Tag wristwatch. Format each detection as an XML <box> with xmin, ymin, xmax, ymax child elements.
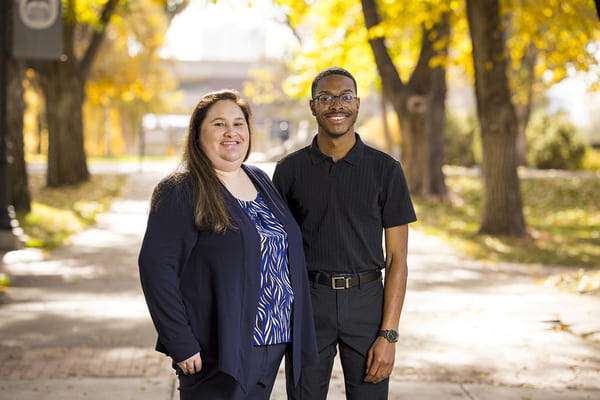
<box><xmin>378</xmin><ymin>329</ymin><xmax>399</xmax><ymax>343</ymax></box>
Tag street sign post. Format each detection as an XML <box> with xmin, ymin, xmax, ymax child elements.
<box><xmin>13</xmin><ymin>0</ymin><xmax>63</xmax><ymax>60</ymax></box>
<box><xmin>1</xmin><ymin>0</ymin><xmax>62</xmax><ymax>250</ymax></box>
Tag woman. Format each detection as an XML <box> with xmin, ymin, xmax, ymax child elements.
<box><xmin>138</xmin><ymin>90</ymin><xmax>318</xmax><ymax>399</ymax></box>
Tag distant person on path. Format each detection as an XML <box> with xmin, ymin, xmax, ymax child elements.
<box><xmin>273</xmin><ymin>67</ymin><xmax>417</xmax><ymax>399</ymax></box>
<box><xmin>138</xmin><ymin>89</ymin><xmax>318</xmax><ymax>400</ymax></box>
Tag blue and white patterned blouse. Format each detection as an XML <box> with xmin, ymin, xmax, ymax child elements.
<box><xmin>236</xmin><ymin>192</ymin><xmax>294</xmax><ymax>345</ymax></box>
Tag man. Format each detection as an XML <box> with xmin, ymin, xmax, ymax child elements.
<box><xmin>273</xmin><ymin>66</ymin><xmax>417</xmax><ymax>399</ymax></box>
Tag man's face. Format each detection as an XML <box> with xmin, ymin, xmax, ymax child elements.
<box><xmin>310</xmin><ymin>74</ymin><xmax>360</xmax><ymax>139</ymax></box>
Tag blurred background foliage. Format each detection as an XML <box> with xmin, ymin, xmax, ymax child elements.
<box><xmin>21</xmin><ymin>0</ymin><xmax>187</xmax><ymax>160</ymax></box>
<box><xmin>5</xmin><ymin>0</ymin><xmax>600</xmax><ymax>289</ymax></box>
<box><xmin>16</xmin><ymin>0</ymin><xmax>600</xmax><ymax>172</ymax></box>
<box><xmin>526</xmin><ymin>111</ymin><xmax>588</xmax><ymax>170</ymax></box>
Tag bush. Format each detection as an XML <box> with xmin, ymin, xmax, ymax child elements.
<box><xmin>581</xmin><ymin>147</ymin><xmax>600</xmax><ymax>171</ymax></box>
<box><xmin>527</xmin><ymin>111</ymin><xmax>587</xmax><ymax>170</ymax></box>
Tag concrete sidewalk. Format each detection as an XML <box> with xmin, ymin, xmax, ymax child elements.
<box><xmin>1</xmin><ymin>161</ymin><xmax>599</xmax><ymax>399</ymax></box>
<box><xmin>2</xmin><ymin>377</ymin><xmax>600</xmax><ymax>399</ymax></box>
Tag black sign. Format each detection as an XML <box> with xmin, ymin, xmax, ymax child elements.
<box><xmin>13</xmin><ymin>0</ymin><xmax>62</xmax><ymax>60</ymax></box>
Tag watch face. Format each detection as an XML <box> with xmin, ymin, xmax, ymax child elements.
<box><xmin>386</xmin><ymin>330</ymin><xmax>399</xmax><ymax>343</ymax></box>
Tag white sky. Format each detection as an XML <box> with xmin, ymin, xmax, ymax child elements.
<box><xmin>160</xmin><ymin>0</ymin><xmax>298</xmax><ymax>61</ymax></box>
<box><xmin>547</xmin><ymin>78</ymin><xmax>589</xmax><ymax>125</ymax></box>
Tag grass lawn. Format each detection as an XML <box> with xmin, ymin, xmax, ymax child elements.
<box><xmin>15</xmin><ymin>172</ymin><xmax>127</xmax><ymax>249</ymax></box>
<box><xmin>412</xmin><ymin>168</ymin><xmax>600</xmax><ymax>295</ymax></box>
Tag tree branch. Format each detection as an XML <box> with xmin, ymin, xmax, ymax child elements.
<box><xmin>80</xmin><ymin>0</ymin><xmax>120</xmax><ymax>79</ymax></box>
<box><xmin>360</xmin><ymin>0</ymin><xmax>405</xmax><ymax>103</ymax></box>
<box><xmin>409</xmin><ymin>14</ymin><xmax>450</xmax><ymax>92</ymax></box>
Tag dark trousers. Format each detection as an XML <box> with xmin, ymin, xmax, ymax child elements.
<box><xmin>286</xmin><ymin>277</ymin><xmax>389</xmax><ymax>399</ymax></box>
<box><xmin>177</xmin><ymin>343</ymin><xmax>286</xmax><ymax>400</ymax></box>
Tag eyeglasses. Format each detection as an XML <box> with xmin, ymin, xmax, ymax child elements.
<box><xmin>313</xmin><ymin>93</ymin><xmax>357</xmax><ymax>107</ymax></box>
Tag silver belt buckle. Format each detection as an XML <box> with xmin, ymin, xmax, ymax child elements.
<box><xmin>331</xmin><ymin>276</ymin><xmax>350</xmax><ymax>289</ymax></box>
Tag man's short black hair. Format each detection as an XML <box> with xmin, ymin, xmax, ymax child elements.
<box><xmin>311</xmin><ymin>67</ymin><xmax>357</xmax><ymax>99</ymax></box>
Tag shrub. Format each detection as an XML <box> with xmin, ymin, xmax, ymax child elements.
<box><xmin>527</xmin><ymin>111</ymin><xmax>587</xmax><ymax>170</ymax></box>
<box><xmin>581</xmin><ymin>147</ymin><xmax>600</xmax><ymax>171</ymax></box>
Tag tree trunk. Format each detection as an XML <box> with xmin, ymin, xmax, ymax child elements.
<box><xmin>39</xmin><ymin>59</ymin><xmax>89</xmax><ymax>186</ymax></box>
<box><xmin>385</xmin><ymin>23</ymin><xmax>449</xmax><ymax>199</ymax></box>
<box><xmin>361</xmin><ymin>0</ymin><xmax>448</xmax><ymax>200</ymax></box>
<box><xmin>406</xmin><ymin>16</ymin><xmax>449</xmax><ymax>200</ymax></box>
<box><xmin>36</xmin><ymin>0</ymin><xmax>119</xmax><ymax>186</ymax></box>
<box><xmin>513</xmin><ymin>43</ymin><xmax>537</xmax><ymax>166</ymax></box>
<box><xmin>466</xmin><ymin>0</ymin><xmax>526</xmax><ymax>236</ymax></box>
<box><xmin>7</xmin><ymin>59</ymin><xmax>31</xmax><ymax>213</ymax></box>
<box><xmin>36</xmin><ymin>114</ymin><xmax>44</xmax><ymax>154</ymax></box>
<box><xmin>427</xmin><ymin>52</ymin><xmax>448</xmax><ymax>200</ymax></box>
<box><xmin>397</xmin><ymin>101</ymin><xmax>426</xmax><ymax>195</ymax></box>
<box><xmin>380</xmin><ymin>93</ymin><xmax>394</xmax><ymax>157</ymax></box>
<box><xmin>2</xmin><ymin>0</ymin><xmax>30</xmax><ymax>215</ymax></box>
<box><xmin>120</xmin><ymin>108</ymin><xmax>143</xmax><ymax>155</ymax></box>
<box><xmin>514</xmin><ymin>108</ymin><xmax>529</xmax><ymax>166</ymax></box>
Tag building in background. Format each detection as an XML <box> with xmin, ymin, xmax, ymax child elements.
<box><xmin>141</xmin><ymin>2</ymin><xmax>313</xmax><ymax>160</ymax></box>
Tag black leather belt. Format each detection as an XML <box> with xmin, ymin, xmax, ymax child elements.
<box><xmin>308</xmin><ymin>270</ymin><xmax>382</xmax><ymax>289</ymax></box>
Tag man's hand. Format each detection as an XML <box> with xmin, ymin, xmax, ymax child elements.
<box><xmin>364</xmin><ymin>337</ymin><xmax>395</xmax><ymax>383</ymax></box>
<box><xmin>177</xmin><ymin>352</ymin><xmax>202</xmax><ymax>375</ymax></box>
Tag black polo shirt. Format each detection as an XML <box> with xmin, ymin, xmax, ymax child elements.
<box><xmin>273</xmin><ymin>134</ymin><xmax>417</xmax><ymax>274</ymax></box>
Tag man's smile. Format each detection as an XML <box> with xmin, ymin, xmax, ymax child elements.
<box><xmin>325</xmin><ymin>113</ymin><xmax>349</xmax><ymax>123</ymax></box>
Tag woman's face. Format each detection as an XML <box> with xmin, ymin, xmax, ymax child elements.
<box><xmin>198</xmin><ymin>99</ymin><xmax>250</xmax><ymax>172</ymax></box>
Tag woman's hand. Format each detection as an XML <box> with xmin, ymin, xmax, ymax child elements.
<box><xmin>177</xmin><ymin>352</ymin><xmax>202</xmax><ymax>375</ymax></box>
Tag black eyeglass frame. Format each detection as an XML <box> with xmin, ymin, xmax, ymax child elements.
<box><xmin>312</xmin><ymin>93</ymin><xmax>358</xmax><ymax>107</ymax></box>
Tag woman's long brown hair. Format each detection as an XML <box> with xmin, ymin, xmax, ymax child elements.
<box><xmin>159</xmin><ymin>90</ymin><xmax>252</xmax><ymax>233</ymax></box>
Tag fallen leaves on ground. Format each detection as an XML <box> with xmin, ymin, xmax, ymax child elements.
<box><xmin>543</xmin><ymin>269</ymin><xmax>600</xmax><ymax>297</ymax></box>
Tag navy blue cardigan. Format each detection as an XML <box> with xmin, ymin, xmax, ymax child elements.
<box><xmin>138</xmin><ymin>164</ymin><xmax>318</xmax><ymax>391</ymax></box>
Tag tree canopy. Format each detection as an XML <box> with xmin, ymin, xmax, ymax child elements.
<box><xmin>277</xmin><ymin>0</ymin><xmax>599</xmax><ymax>94</ymax></box>
<box><xmin>274</xmin><ymin>0</ymin><xmax>599</xmax><ymax>236</ymax></box>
